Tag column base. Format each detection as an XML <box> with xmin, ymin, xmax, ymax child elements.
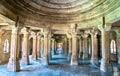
<box><xmin>82</xmin><ymin>54</ymin><xmax>88</xmax><ymax>60</ymax></box>
<box><xmin>70</xmin><ymin>56</ymin><xmax>78</xmax><ymax>65</ymax></box>
<box><xmin>20</xmin><ymin>58</ymin><xmax>30</xmax><ymax>65</ymax></box>
<box><xmin>100</xmin><ymin>60</ymin><xmax>109</xmax><ymax>72</ymax></box>
<box><xmin>7</xmin><ymin>59</ymin><xmax>20</xmax><ymax>72</ymax></box>
<box><xmin>70</xmin><ymin>61</ymin><xmax>78</xmax><ymax>65</ymax></box>
<box><xmin>91</xmin><ymin>58</ymin><xmax>98</xmax><ymax>65</ymax></box>
<box><xmin>67</xmin><ymin>53</ymin><xmax>71</xmax><ymax>61</ymax></box>
<box><xmin>32</xmin><ymin>54</ymin><xmax>37</xmax><ymax>60</ymax></box>
<box><xmin>42</xmin><ymin>57</ymin><xmax>48</xmax><ymax>66</ymax></box>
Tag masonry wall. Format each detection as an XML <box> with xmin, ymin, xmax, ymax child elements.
<box><xmin>0</xmin><ymin>31</ymin><xmax>11</xmax><ymax>65</ymax></box>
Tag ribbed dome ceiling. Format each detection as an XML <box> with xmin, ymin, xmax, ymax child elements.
<box><xmin>0</xmin><ymin>0</ymin><xmax>120</xmax><ymax>24</ymax></box>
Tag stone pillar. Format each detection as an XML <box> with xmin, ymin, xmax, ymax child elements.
<box><xmin>37</xmin><ymin>34</ymin><xmax>41</xmax><ymax>59</ymax></box>
<box><xmin>98</xmin><ymin>25</ymin><xmax>111</xmax><ymax>72</ymax></box>
<box><xmin>71</xmin><ymin>32</ymin><xmax>78</xmax><ymax>65</ymax></box>
<box><xmin>32</xmin><ymin>32</ymin><xmax>37</xmax><ymax>60</ymax></box>
<box><xmin>90</xmin><ymin>30</ymin><xmax>98</xmax><ymax>65</ymax></box>
<box><xmin>40</xmin><ymin>37</ymin><xmax>44</xmax><ymax>58</ymax></box>
<box><xmin>21</xmin><ymin>27</ymin><xmax>30</xmax><ymax>65</ymax></box>
<box><xmin>54</xmin><ymin>41</ymin><xmax>57</xmax><ymax>54</ymax></box>
<box><xmin>78</xmin><ymin>36</ymin><xmax>83</xmax><ymax>58</ymax></box>
<box><xmin>116</xmin><ymin>31</ymin><xmax>120</xmax><ymax>64</ymax></box>
<box><xmin>7</xmin><ymin>27</ymin><xmax>20</xmax><ymax>72</ymax></box>
<box><xmin>42</xmin><ymin>29</ymin><xmax>49</xmax><ymax>65</ymax></box>
<box><xmin>64</xmin><ymin>37</ymin><xmax>68</xmax><ymax>54</ymax></box>
<box><xmin>48</xmin><ymin>34</ymin><xmax>52</xmax><ymax>60</ymax></box>
<box><xmin>51</xmin><ymin>39</ymin><xmax>55</xmax><ymax>55</ymax></box>
<box><xmin>82</xmin><ymin>33</ymin><xmax>89</xmax><ymax>60</ymax></box>
<box><xmin>68</xmin><ymin>38</ymin><xmax>72</xmax><ymax>61</ymax></box>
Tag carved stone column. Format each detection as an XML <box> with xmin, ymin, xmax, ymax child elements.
<box><xmin>78</xmin><ymin>36</ymin><xmax>83</xmax><ymax>58</ymax></box>
<box><xmin>7</xmin><ymin>27</ymin><xmax>20</xmax><ymax>72</ymax></box>
<box><xmin>71</xmin><ymin>32</ymin><xmax>78</xmax><ymax>65</ymax></box>
<box><xmin>37</xmin><ymin>33</ymin><xmax>41</xmax><ymax>59</ymax></box>
<box><xmin>98</xmin><ymin>25</ymin><xmax>111</xmax><ymax>72</ymax></box>
<box><xmin>82</xmin><ymin>33</ymin><xmax>89</xmax><ymax>60</ymax></box>
<box><xmin>42</xmin><ymin>29</ymin><xmax>49</xmax><ymax>65</ymax></box>
<box><xmin>116</xmin><ymin>31</ymin><xmax>120</xmax><ymax>64</ymax></box>
<box><xmin>48</xmin><ymin>34</ymin><xmax>52</xmax><ymax>60</ymax></box>
<box><xmin>90</xmin><ymin>30</ymin><xmax>98</xmax><ymax>65</ymax></box>
<box><xmin>51</xmin><ymin>39</ymin><xmax>55</xmax><ymax>55</ymax></box>
<box><xmin>64</xmin><ymin>37</ymin><xmax>68</xmax><ymax>54</ymax></box>
<box><xmin>21</xmin><ymin>27</ymin><xmax>30</xmax><ymax>65</ymax></box>
<box><xmin>32</xmin><ymin>32</ymin><xmax>37</xmax><ymax>60</ymax></box>
<box><xmin>40</xmin><ymin>37</ymin><xmax>44</xmax><ymax>58</ymax></box>
<box><xmin>68</xmin><ymin>38</ymin><xmax>72</xmax><ymax>61</ymax></box>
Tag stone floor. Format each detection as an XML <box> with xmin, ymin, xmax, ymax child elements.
<box><xmin>0</xmin><ymin>54</ymin><xmax>118</xmax><ymax>76</ymax></box>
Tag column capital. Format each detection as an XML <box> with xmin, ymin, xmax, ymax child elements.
<box><xmin>82</xmin><ymin>33</ymin><xmax>88</xmax><ymax>38</ymax></box>
<box><xmin>66</xmin><ymin>33</ymin><xmax>72</xmax><ymax>39</ymax></box>
<box><xmin>98</xmin><ymin>23</ymin><xmax>112</xmax><ymax>32</ymax></box>
<box><xmin>37</xmin><ymin>31</ymin><xmax>42</xmax><ymax>39</ymax></box>
<box><xmin>89</xmin><ymin>29</ymin><xmax>98</xmax><ymax>37</ymax></box>
<box><xmin>21</xmin><ymin>27</ymin><xmax>29</xmax><ymax>34</ymax></box>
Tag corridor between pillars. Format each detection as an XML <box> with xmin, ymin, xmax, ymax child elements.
<box><xmin>7</xmin><ymin>27</ymin><xmax>20</xmax><ymax>72</ymax></box>
<box><xmin>71</xmin><ymin>32</ymin><xmax>78</xmax><ymax>65</ymax></box>
<box><xmin>20</xmin><ymin>27</ymin><xmax>30</xmax><ymax>65</ymax></box>
<box><xmin>98</xmin><ymin>25</ymin><xmax>111</xmax><ymax>72</ymax></box>
<box><xmin>90</xmin><ymin>30</ymin><xmax>98</xmax><ymax>65</ymax></box>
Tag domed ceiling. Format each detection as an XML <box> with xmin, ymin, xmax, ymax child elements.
<box><xmin>0</xmin><ymin>0</ymin><xmax>120</xmax><ymax>28</ymax></box>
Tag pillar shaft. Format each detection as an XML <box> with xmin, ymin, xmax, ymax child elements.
<box><xmin>71</xmin><ymin>34</ymin><xmax>78</xmax><ymax>65</ymax></box>
<box><xmin>51</xmin><ymin>39</ymin><xmax>55</xmax><ymax>55</ymax></box>
<box><xmin>79</xmin><ymin>36</ymin><xmax>83</xmax><ymax>58</ymax></box>
<box><xmin>7</xmin><ymin>27</ymin><xmax>20</xmax><ymax>72</ymax></box>
<box><xmin>40</xmin><ymin>38</ymin><xmax>44</xmax><ymax>58</ymax></box>
<box><xmin>48</xmin><ymin>36</ymin><xmax>52</xmax><ymax>60</ymax></box>
<box><xmin>21</xmin><ymin>28</ymin><xmax>29</xmax><ymax>65</ymax></box>
<box><xmin>37</xmin><ymin>36</ymin><xmax>41</xmax><ymax>59</ymax></box>
<box><xmin>32</xmin><ymin>35</ymin><xmax>37</xmax><ymax>60</ymax></box>
<box><xmin>42</xmin><ymin>35</ymin><xmax>48</xmax><ymax>65</ymax></box>
<box><xmin>68</xmin><ymin>38</ymin><xmax>72</xmax><ymax>61</ymax></box>
<box><xmin>100</xmin><ymin>30</ymin><xmax>110</xmax><ymax>72</ymax></box>
<box><xmin>91</xmin><ymin>34</ymin><xmax>98</xmax><ymax>65</ymax></box>
<box><xmin>83</xmin><ymin>34</ymin><xmax>88</xmax><ymax>60</ymax></box>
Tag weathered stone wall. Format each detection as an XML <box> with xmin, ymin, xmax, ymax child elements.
<box><xmin>0</xmin><ymin>31</ymin><xmax>11</xmax><ymax>65</ymax></box>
